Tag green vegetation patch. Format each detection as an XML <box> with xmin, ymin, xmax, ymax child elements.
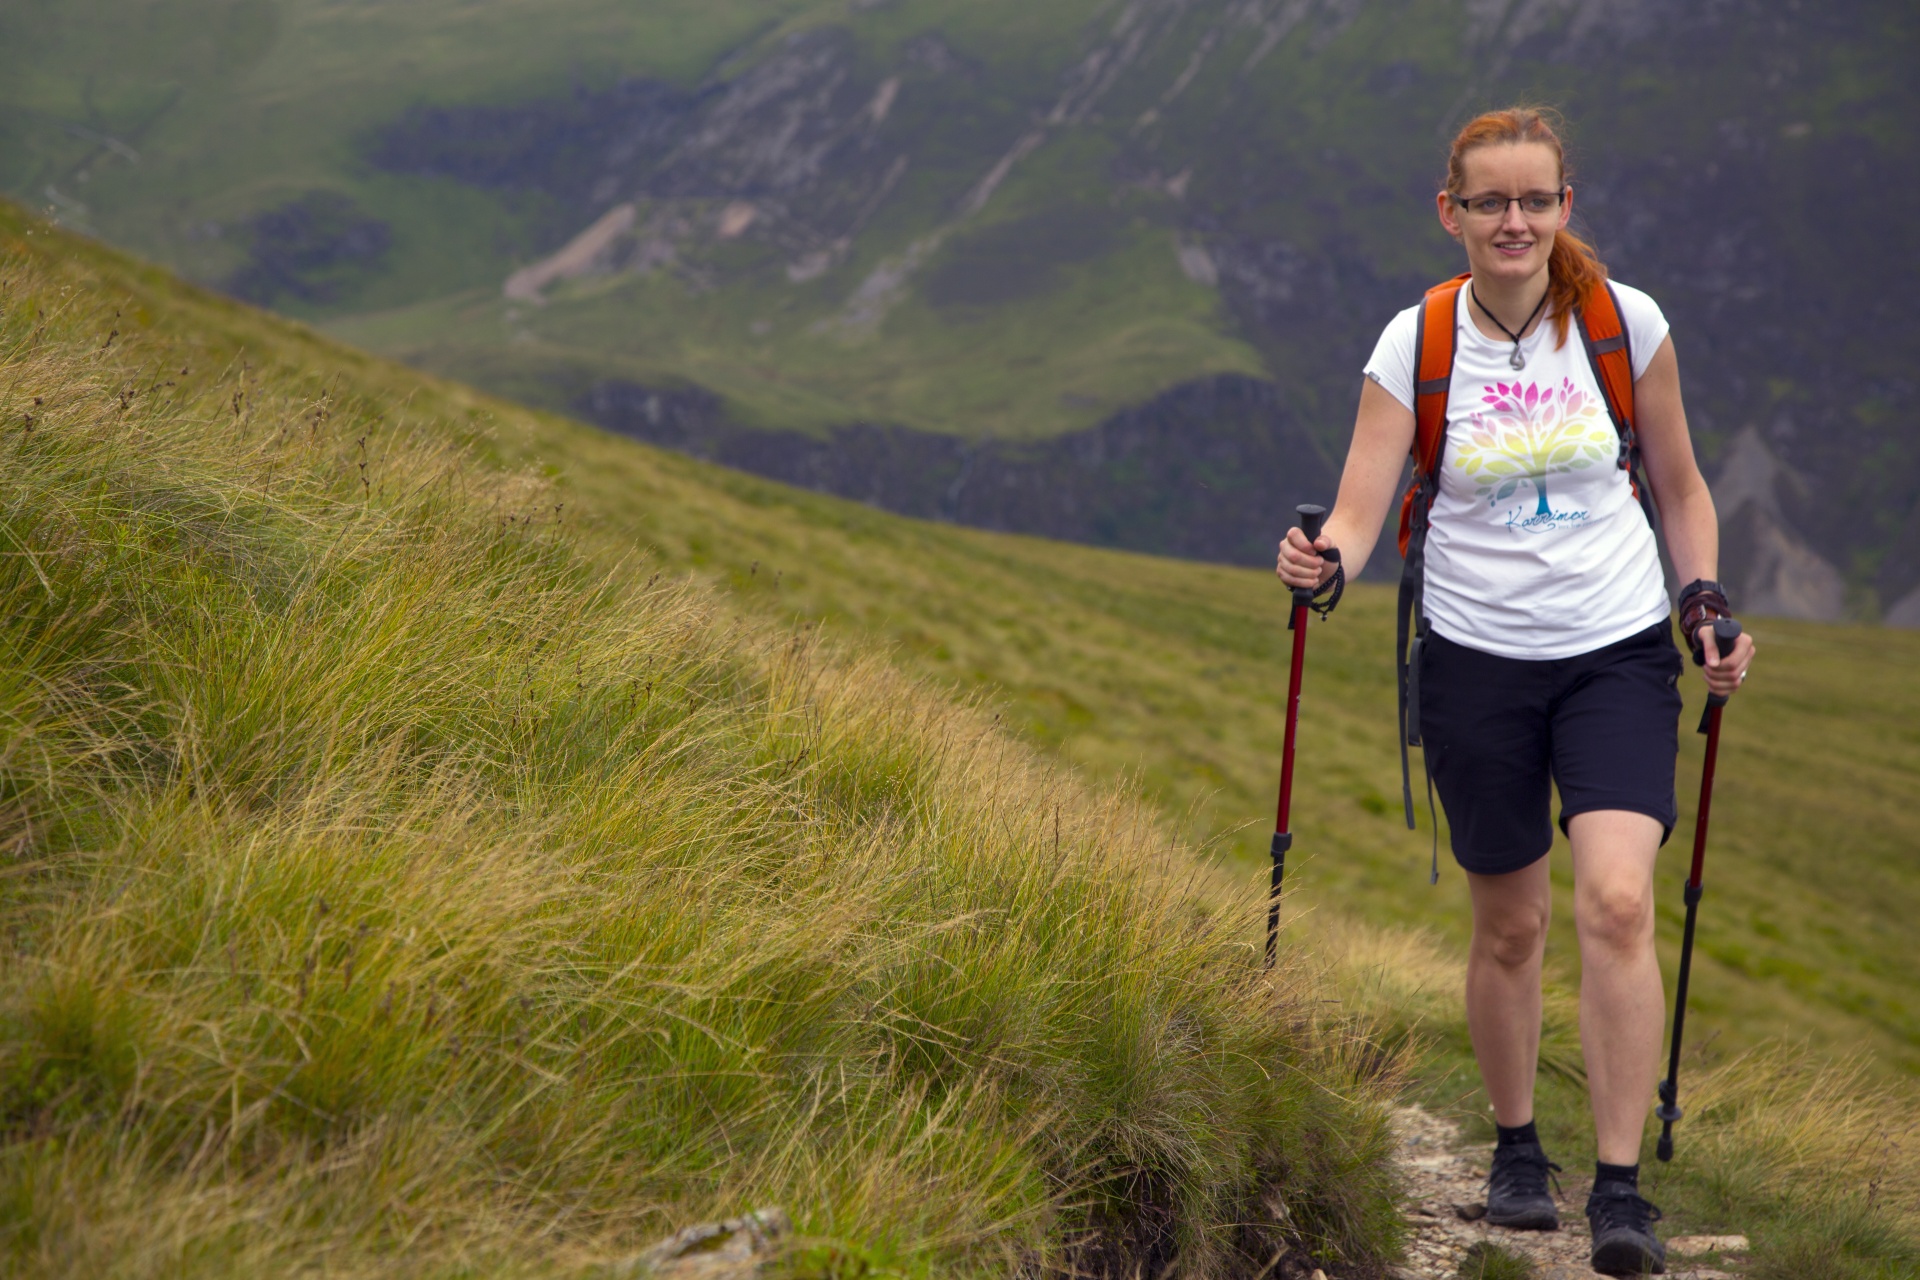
<box><xmin>1454</xmin><ymin>1240</ymin><xmax>1533</xmax><ymax>1280</ymax></box>
<box><xmin>922</xmin><ymin>204</ymin><xmax>1124</xmax><ymax>312</ymax></box>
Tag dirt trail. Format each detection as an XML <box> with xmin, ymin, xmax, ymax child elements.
<box><xmin>1389</xmin><ymin>1106</ymin><xmax>1746</xmax><ymax>1279</ymax></box>
<box><xmin>503</xmin><ymin>202</ymin><xmax>637</xmax><ymax>301</ymax></box>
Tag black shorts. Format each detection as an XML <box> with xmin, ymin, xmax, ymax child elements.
<box><xmin>1418</xmin><ymin>621</ymin><xmax>1684</xmax><ymax>877</ymax></box>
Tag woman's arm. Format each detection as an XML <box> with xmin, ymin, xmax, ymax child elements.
<box><xmin>1275</xmin><ymin>377</ymin><xmax>1415</xmax><ymax>588</ymax></box>
<box><xmin>1632</xmin><ymin>335</ymin><xmax>1756</xmax><ymax>696</ymax></box>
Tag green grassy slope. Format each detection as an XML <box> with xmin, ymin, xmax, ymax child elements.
<box><xmin>0</xmin><ymin>206</ymin><xmax>1403</xmax><ymax>1275</ymax></box>
<box><xmin>7</xmin><ymin>205</ymin><xmax>1917</xmax><ymax>1275</ymax></box>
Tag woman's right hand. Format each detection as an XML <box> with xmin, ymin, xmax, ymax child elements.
<box><xmin>1275</xmin><ymin>526</ymin><xmax>1337</xmax><ymax>591</ymax></box>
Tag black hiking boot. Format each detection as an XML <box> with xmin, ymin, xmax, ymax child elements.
<box><xmin>1587</xmin><ymin>1180</ymin><xmax>1666</xmax><ymax>1275</ymax></box>
<box><xmin>1484</xmin><ymin>1140</ymin><xmax>1561</xmax><ymax>1230</ymax></box>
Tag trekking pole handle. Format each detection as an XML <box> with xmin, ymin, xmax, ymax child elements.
<box><xmin>1705</xmin><ymin>618</ymin><xmax>1742</xmax><ymax>709</ymax></box>
<box><xmin>1292</xmin><ymin>505</ymin><xmax>1339</xmax><ymax>607</ymax></box>
<box><xmin>1297</xmin><ymin>504</ymin><xmax>1327</xmax><ymax>542</ymax></box>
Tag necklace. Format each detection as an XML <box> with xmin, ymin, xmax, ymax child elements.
<box><xmin>1471</xmin><ymin>284</ymin><xmax>1549</xmax><ymax>370</ymax></box>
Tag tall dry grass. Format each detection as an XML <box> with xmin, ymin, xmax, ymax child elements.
<box><xmin>0</xmin><ymin>232</ymin><xmax>1403</xmax><ymax>1275</ymax></box>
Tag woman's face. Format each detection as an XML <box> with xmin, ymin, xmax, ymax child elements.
<box><xmin>1436</xmin><ymin>141</ymin><xmax>1572</xmax><ymax>285</ymax></box>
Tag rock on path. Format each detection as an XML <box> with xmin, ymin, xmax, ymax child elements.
<box><xmin>1389</xmin><ymin>1106</ymin><xmax>1744</xmax><ymax>1279</ymax></box>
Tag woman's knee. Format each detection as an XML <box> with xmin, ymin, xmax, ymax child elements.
<box><xmin>1577</xmin><ymin>881</ymin><xmax>1654</xmax><ymax>951</ymax></box>
<box><xmin>1472</xmin><ymin>904</ymin><xmax>1549</xmax><ymax>969</ymax></box>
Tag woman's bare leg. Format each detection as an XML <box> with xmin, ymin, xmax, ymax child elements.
<box><xmin>1567</xmin><ymin>809</ymin><xmax>1666</xmax><ymax>1166</ymax></box>
<box><xmin>1465</xmin><ymin>857</ymin><xmax>1554</xmax><ymax>1126</ymax></box>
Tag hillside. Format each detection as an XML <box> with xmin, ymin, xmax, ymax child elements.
<box><xmin>4</xmin><ymin>205</ymin><xmax>1917</xmax><ymax>1276</ymax></box>
<box><xmin>5</xmin><ymin>0</ymin><xmax>1917</xmax><ymax>607</ymax></box>
<box><xmin>0</xmin><ymin>205</ymin><xmax>1405</xmax><ymax>1275</ymax></box>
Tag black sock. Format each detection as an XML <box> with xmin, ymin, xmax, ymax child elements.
<box><xmin>1595</xmin><ymin>1160</ymin><xmax>1639</xmax><ymax>1189</ymax></box>
<box><xmin>1495</xmin><ymin>1120</ymin><xmax>1540</xmax><ymax>1148</ymax></box>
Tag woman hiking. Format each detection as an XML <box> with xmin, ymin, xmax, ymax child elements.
<box><xmin>1275</xmin><ymin>107</ymin><xmax>1755</xmax><ymax>1277</ymax></box>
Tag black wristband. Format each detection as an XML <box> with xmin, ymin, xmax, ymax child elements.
<box><xmin>1677</xmin><ymin>579</ymin><xmax>1733</xmax><ymax>665</ymax></box>
<box><xmin>1676</xmin><ymin>579</ymin><xmax>1726</xmax><ymax>611</ymax></box>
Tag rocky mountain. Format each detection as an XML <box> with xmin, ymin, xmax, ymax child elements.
<box><xmin>7</xmin><ymin>0</ymin><xmax>1914</xmax><ymax>614</ymax></box>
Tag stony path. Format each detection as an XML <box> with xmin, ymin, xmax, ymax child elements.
<box><xmin>1388</xmin><ymin>1106</ymin><xmax>1748</xmax><ymax>1280</ymax></box>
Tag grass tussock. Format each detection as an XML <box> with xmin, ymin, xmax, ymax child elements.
<box><xmin>0</xmin><ymin>233</ymin><xmax>1405</xmax><ymax>1275</ymax></box>
<box><xmin>1453</xmin><ymin>1240</ymin><xmax>1532</xmax><ymax>1280</ymax></box>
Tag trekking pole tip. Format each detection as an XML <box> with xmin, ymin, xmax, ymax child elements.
<box><xmin>1655</xmin><ymin>1082</ymin><xmax>1682</xmax><ymax>1161</ymax></box>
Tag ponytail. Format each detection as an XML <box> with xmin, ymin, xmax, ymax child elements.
<box><xmin>1544</xmin><ymin>226</ymin><xmax>1607</xmax><ymax>346</ymax></box>
<box><xmin>1446</xmin><ymin>106</ymin><xmax>1607</xmax><ymax>347</ymax></box>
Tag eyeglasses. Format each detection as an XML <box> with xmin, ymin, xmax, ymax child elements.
<box><xmin>1450</xmin><ymin>190</ymin><xmax>1566</xmax><ymax>219</ymax></box>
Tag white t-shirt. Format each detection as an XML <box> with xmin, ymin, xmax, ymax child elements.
<box><xmin>1363</xmin><ymin>280</ymin><xmax>1672</xmax><ymax>661</ymax></box>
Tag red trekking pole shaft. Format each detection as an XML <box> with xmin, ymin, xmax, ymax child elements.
<box><xmin>1657</xmin><ymin>617</ymin><xmax>1742</xmax><ymax>1162</ymax></box>
<box><xmin>1268</xmin><ymin>504</ymin><xmax>1336</xmax><ymax>968</ymax></box>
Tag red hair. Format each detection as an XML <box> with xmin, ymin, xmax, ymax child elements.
<box><xmin>1445</xmin><ymin>106</ymin><xmax>1606</xmax><ymax>347</ymax></box>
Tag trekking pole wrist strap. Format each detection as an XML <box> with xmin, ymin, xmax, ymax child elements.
<box><xmin>1677</xmin><ymin>579</ymin><xmax>1733</xmax><ymax>665</ymax></box>
<box><xmin>1309</xmin><ymin>558</ymin><xmax>1345</xmax><ymax>619</ymax></box>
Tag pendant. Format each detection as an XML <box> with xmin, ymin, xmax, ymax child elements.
<box><xmin>1509</xmin><ymin>347</ymin><xmax>1526</xmax><ymax>371</ymax></box>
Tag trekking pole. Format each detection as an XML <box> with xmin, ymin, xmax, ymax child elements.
<box><xmin>1266</xmin><ymin>503</ymin><xmax>1339</xmax><ymax>968</ymax></box>
<box><xmin>1656</xmin><ymin>617</ymin><xmax>1743</xmax><ymax>1162</ymax></box>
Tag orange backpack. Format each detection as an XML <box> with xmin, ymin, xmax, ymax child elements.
<box><xmin>1394</xmin><ymin>273</ymin><xmax>1651</xmax><ymax>872</ymax></box>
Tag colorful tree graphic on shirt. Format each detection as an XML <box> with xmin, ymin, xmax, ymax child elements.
<box><xmin>1452</xmin><ymin>378</ymin><xmax>1616</xmax><ymax>517</ymax></box>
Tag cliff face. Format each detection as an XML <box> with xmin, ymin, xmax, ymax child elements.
<box><xmin>1710</xmin><ymin>428</ymin><xmax>1848</xmax><ymax>621</ymax></box>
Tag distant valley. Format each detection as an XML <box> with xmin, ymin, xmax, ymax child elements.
<box><xmin>4</xmin><ymin>0</ymin><xmax>1913</xmax><ymax>614</ymax></box>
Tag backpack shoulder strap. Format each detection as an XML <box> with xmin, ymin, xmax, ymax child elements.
<box><xmin>1576</xmin><ymin>279</ymin><xmax>1636</xmax><ymax>441</ymax></box>
<box><xmin>1398</xmin><ymin>272</ymin><xmax>1469</xmax><ymax>555</ymax></box>
<box><xmin>1575</xmin><ymin>279</ymin><xmax>1658</xmax><ymax>524</ymax></box>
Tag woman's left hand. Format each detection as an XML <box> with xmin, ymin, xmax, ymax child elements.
<box><xmin>1697</xmin><ymin>626</ymin><xmax>1756</xmax><ymax>700</ymax></box>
